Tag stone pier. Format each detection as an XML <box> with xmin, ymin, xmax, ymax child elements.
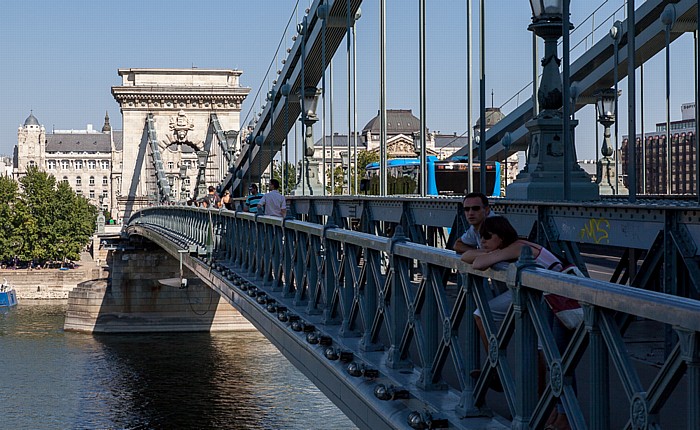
<box><xmin>64</xmin><ymin>247</ymin><xmax>254</xmax><ymax>333</ymax></box>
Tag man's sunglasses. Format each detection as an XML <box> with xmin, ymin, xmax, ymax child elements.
<box><xmin>463</xmin><ymin>205</ymin><xmax>483</xmax><ymax>212</ymax></box>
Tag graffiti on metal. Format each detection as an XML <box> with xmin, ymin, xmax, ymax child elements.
<box><xmin>579</xmin><ymin>218</ymin><xmax>611</xmax><ymax>244</ymax></box>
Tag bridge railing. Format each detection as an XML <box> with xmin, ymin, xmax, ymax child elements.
<box><xmin>128</xmin><ymin>206</ymin><xmax>700</xmax><ymax>429</ymax></box>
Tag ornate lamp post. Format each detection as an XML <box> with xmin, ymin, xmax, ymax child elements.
<box><xmin>595</xmin><ymin>88</ymin><xmax>628</xmax><ymax>195</ymax></box>
<box><xmin>96</xmin><ymin>195</ymin><xmax>105</xmax><ymax>234</ymax></box>
<box><xmin>195</xmin><ymin>150</ymin><xmax>209</xmax><ymax>199</ymax></box>
<box><xmin>293</xmin><ymin>86</ymin><xmax>324</xmax><ymax>195</ymax></box>
<box><xmin>507</xmin><ymin>0</ymin><xmax>598</xmax><ymax>201</ymax></box>
<box><xmin>179</xmin><ymin>163</ymin><xmax>188</xmax><ymax>202</ymax></box>
<box><xmin>224</xmin><ymin>129</ymin><xmax>239</xmax><ymax>173</ymax></box>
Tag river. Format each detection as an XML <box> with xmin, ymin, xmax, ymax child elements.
<box><xmin>0</xmin><ymin>303</ymin><xmax>357</xmax><ymax>430</ymax></box>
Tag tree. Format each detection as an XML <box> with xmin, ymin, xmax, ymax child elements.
<box><xmin>326</xmin><ymin>150</ymin><xmax>379</xmax><ymax>195</ymax></box>
<box><xmin>0</xmin><ymin>176</ymin><xmax>20</xmax><ymax>262</ymax></box>
<box><xmin>272</xmin><ymin>161</ymin><xmax>297</xmax><ymax>195</ymax></box>
<box><xmin>11</xmin><ymin>166</ymin><xmax>97</xmax><ymax>263</ymax></box>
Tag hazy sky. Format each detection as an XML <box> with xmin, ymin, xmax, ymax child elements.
<box><xmin>1</xmin><ymin>0</ymin><xmax>696</xmax><ymax>160</ymax></box>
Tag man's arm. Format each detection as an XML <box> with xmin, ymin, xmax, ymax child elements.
<box><xmin>453</xmin><ymin>238</ymin><xmax>476</xmax><ymax>254</ymax></box>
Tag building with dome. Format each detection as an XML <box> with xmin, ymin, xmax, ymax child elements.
<box><xmin>312</xmin><ymin>109</ymin><xmax>469</xmax><ymax>179</ymax></box>
<box><xmin>14</xmin><ymin>111</ymin><xmax>119</xmax><ymax>217</ymax></box>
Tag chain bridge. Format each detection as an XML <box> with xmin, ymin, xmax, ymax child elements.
<box><xmin>91</xmin><ymin>0</ymin><xmax>700</xmax><ymax>428</ymax></box>
<box><xmin>122</xmin><ymin>196</ymin><xmax>700</xmax><ymax>429</ymax></box>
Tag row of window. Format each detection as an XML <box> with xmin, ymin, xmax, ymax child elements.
<box><xmin>47</xmin><ymin>160</ymin><xmax>110</xmax><ymax>170</ymax></box>
<box><xmin>61</xmin><ymin>176</ymin><xmax>109</xmax><ymax>187</ymax></box>
<box><xmin>73</xmin><ymin>189</ymin><xmax>109</xmax><ymax>199</ymax></box>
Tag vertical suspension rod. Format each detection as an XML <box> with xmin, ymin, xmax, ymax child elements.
<box><xmin>419</xmin><ymin>0</ymin><xmax>427</xmax><ymax>197</ymax></box>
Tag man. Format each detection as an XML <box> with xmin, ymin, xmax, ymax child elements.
<box><xmin>258</xmin><ymin>179</ymin><xmax>286</xmax><ymax>218</ymax></box>
<box><xmin>204</xmin><ymin>185</ymin><xmax>222</xmax><ymax>208</ymax></box>
<box><xmin>452</xmin><ymin>192</ymin><xmax>492</xmax><ymax>253</ymax></box>
<box><xmin>244</xmin><ymin>183</ymin><xmax>264</xmax><ymax>213</ymax></box>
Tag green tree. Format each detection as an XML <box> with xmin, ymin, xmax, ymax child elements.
<box><xmin>0</xmin><ymin>176</ymin><xmax>20</xmax><ymax>261</ymax></box>
<box><xmin>14</xmin><ymin>166</ymin><xmax>97</xmax><ymax>263</ymax></box>
<box><xmin>326</xmin><ymin>150</ymin><xmax>379</xmax><ymax>195</ymax></box>
<box><xmin>273</xmin><ymin>161</ymin><xmax>297</xmax><ymax>195</ymax></box>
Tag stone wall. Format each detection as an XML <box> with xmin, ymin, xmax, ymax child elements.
<box><xmin>64</xmin><ymin>247</ymin><xmax>254</xmax><ymax>333</ymax></box>
<box><xmin>0</xmin><ymin>266</ymin><xmax>100</xmax><ymax>300</ymax></box>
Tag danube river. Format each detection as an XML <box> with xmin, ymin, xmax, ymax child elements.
<box><xmin>0</xmin><ymin>304</ymin><xmax>357</xmax><ymax>430</ymax></box>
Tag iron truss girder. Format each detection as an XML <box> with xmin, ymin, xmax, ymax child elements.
<box><xmin>221</xmin><ymin>0</ymin><xmax>363</xmax><ymax>196</ymax></box>
<box><xmin>145</xmin><ymin>114</ymin><xmax>171</xmax><ymax>202</ymax></box>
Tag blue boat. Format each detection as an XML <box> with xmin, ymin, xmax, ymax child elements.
<box><xmin>0</xmin><ymin>279</ymin><xmax>18</xmax><ymax>307</ymax></box>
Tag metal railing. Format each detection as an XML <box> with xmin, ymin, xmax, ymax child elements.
<box><xmin>128</xmin><ymin>205</ymin><xmax>700</xmax><ymax>429</ymax></box>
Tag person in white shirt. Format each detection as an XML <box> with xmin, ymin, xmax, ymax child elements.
<box><xmin>259</xmin><ymin>179</ymin><xmax>287</xmax><ymax>218</ymax></box>
<box><xmin>453</xmin><ymin>192</ymin><xmax>492</xmax><ymax>253</ymax></box>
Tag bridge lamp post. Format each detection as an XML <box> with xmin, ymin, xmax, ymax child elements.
<box><xmin>179</xmin><ymin>163</ymin><xmax>188</xmax><ymax>202</ymax></box>
<box><xmin>224</xmin><ymin>130</ymin><xmax>239</xmax><ymax>173</ymax></box>
<box><xmin>196</xmin><ymin>150</ymin><xmax>209</xmax><ymax>199</ymax></box>
<box><xmin>507</xmin><ymin>0</ymin><xmax>599</xmax><ymax>201</ymax></box>
<box><xmin>595</xmin><ymin>88</ymin><xmax>628</xmax><ymax>195</ymax></box>
<box><xmin>501</xmin><ymin>132</ymin><xmax>512</xmax><ymax>191</ymax></box>
<box><xmin>293</xmin><ymin>86</ymin><xmax>324</xmax><ymax>195</ymax></box>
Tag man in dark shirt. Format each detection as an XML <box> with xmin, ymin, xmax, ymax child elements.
<box><xmin>244</xmin><ymin>183</ymin><xmax>263</xmax><ymax>213</ymax></box>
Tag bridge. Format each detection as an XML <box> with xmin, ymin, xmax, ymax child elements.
<box><xmin>80</xmin><ymin>0</ymin><xmax>700</xmax><ymax>428</ymax></box>
<box><xmin>121</xmin><ymin>196</ymin><xmax>700</xmax><ymax>429</ymax></box>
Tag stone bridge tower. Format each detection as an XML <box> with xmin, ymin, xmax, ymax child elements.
<box><xmin>111</xmin><ymin>68</ymin><xmax>250</xmax><ymax>222</ymax></box>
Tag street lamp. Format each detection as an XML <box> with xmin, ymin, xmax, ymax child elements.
<box><xmin>340</xmin><ymin>151</ymin><xmax>350</xmax><ymax>194</ymax></box>
<box><xmin>293</xmin><ymin>86</ymin><xmax>324</xmax><ymax>195</ymax></box>
<box><xmin>196</xmin><ymin>150</ymin><xmax>209</xmax><ymax>199</ymax></box>
<box><xmin>501</xmin><ymin>132</ymin><xmax>512</xmax><ymax>191</ymax></box>
<box><xmin>179</xmin><ymin>163</ymin><xmax>188</xmax><ymax>202</ymax></box>
<box><xmin>595</xmin><ymin>89</ymin><xmax>628</xmax><ymax>195</ymax></box>
<box><xmin>224</xmin><ymin>129</ymin><xmax>239</xmax><ymax>173</ymax></box>
<box><xmin>507</xmin><ymin>0</ymin><xmax>598</xmax><ymax>201</ymax></box>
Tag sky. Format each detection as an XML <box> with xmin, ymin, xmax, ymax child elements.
<box><xmin>0</xmin><ymin>0</ymin><xmax>696</xmax><ymax>161</ymax></box>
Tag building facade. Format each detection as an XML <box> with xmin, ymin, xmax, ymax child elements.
<box><xmin>622</xmin><ymin>102</ymin><xmax>697</xmax><ymax>194</ymax></box>
<box><xmin>14</xmin><ymin>68</ymin><xmax>250</xmax><ymax>223</ymax></box>
<box><xmin>15</xmin><ymin>113</ymin><xmax>116</xmax><ymax>214</ymax></box>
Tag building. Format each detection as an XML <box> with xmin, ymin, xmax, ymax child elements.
<box><xmin>622</xmin><ymin>102</ymin><xmax>697</xmax><ymax>194</ymax></box>
<box><xmin>14</xmin><ymin>112</ymin><xmax>117</xmax><ymax>213</ymax></box>
<box><xmin>14</xmin><ymin>68</ymin><xmax>250</xmax><ymax>223</ymax></box>
<box><xmin>311</xmin><ymin>109</ymin><xmax>461</xmax><ymax>178</ymax></box>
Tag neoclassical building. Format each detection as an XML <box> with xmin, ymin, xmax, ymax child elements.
<box><xmin>15</xmin><ymin>112</ymin><xmax>117</xmax><ymax>213</ymax></box>
<box><xmin>14</xmin><ymin>68</ymin><xmax>250</xmax><ymax>223</ymax></box>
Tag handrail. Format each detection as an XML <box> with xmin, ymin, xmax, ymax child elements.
<box><xmin>126</xmin><ymin>205</ymin><xmax>700</xmax><ymax>429</ymax></box>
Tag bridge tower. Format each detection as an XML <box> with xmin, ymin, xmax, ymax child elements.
<box><xmin>111</xmin><ymin>68</ymin><xmax>250</xmax><ymax>221</ymax></box>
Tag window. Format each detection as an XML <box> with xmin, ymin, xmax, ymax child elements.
<box><xmin>76</xmin><ymin>176</ymin><xmax>82</xmax><ymax>186</ymax></box>
<box><xmin>185</xmin><ymin>178</ymin><xmax>191</xmax><ymax>186</ymax></box>
<box><xmin>89</xmin><ymin>176</ymin><xmax>95</xmax><ymax>186</ymax></box>
<box><xmin>89</xmin><ymin>190</ymin><xmax>95</xmax><ymax>199</ymax></box>
<box><xmin>168</xmin><ymin>161</ymin><xmax>174</xmax><ymax>170</ymax></box>
<box><xmin>101</xmin><ymin>160</ymin><xmax>109</xmax><ymax>170</ymax></box>
<box><xmin>75</xmin><ymin>160</ymin><xmax>83</xmax><ymax>169</ymax></box>
<box><xmin>88</xmin><ymin>160</ymin><xmax>96</xmax><ymax>170</ymax></box>
<box><xmin>76</xmin><ymin>189</ymin><xmax>82</xmax><ymax>195</ymax></box>
<box><xmin>102</xmin><ymin>176</ymin><xmax>108</xmax><ymax>186</ymax></box>
<box><xmin>61</xmin><ymin>160</ymin><xmax>70</xmax><ymax>169</ymax></box>
<box><xmin>47</xmin><ymin>160</ymin><xmax>56</xmax><ymax>169</ymax></box>
<box><xmin>102</xmin><ymin>190</ymin><xmax>108</xmax><ymax>198</ymax></box>
<box><xmin>62</xmin><ymin>176</ymin><xmax>68</xmax><ymax>184</ymax></box>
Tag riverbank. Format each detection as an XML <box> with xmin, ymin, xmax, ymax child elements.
<box><xmin>1</xmin><ymin>252</ymin><xmax>100</xmax><ymax>301</ymax></box>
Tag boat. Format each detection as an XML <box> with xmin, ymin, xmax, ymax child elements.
<box><xmin>0</xmin><ymin>278</ymin><xmax>18</xmax><ymax>307</ymax></box>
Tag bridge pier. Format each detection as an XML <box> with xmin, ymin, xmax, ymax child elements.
<box><xmin>64</xmin><ymin>246</ymin><xmax>254</xmax><ymax>333</ymax></box>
